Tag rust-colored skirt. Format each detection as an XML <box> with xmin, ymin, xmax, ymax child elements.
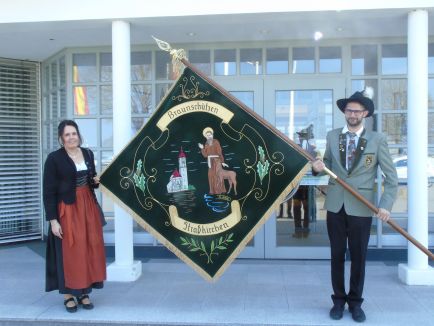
<box><xmin>58</xmin><ymin>186</ymin><xmax>106</xmax><ymax>290</ymax></box>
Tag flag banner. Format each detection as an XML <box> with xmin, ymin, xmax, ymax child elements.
<box><xmin>100</xmin><ymin>66</ymin><xmax>309</xmax><ymax>281</ymax></box>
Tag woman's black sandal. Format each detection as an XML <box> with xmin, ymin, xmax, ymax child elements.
<box><xmin>63</xmin><ymin>297</ymin><xmax>77</xmax><ymax>313</ymax></box>
<box><xmin>77</xmin><ymin>294</ymin><xmax>94</xmax><ymax>310</ymax></box>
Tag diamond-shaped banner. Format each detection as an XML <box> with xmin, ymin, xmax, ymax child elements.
<box><xmin>100</xmin><ymin>66</ymin><xmax>309</xmax><ymax>281</ymax></box>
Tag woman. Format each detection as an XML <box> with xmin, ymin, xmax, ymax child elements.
<box><xmin>44</xmin><ymin>120</ymin><xmax>106</xmax><ymax>313</ymax></box>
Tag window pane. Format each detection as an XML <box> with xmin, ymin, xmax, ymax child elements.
<box><xmin>101</xmin><ymin>150</ymin><xmax>114</xmax><ymax>213</ymax></box>
<box><xmin>73</xmin><ymin>86</ymin><xmax>97</xmax><ymax>115</ymax></box>
<box><xmin>352</xmin><ymin>45</ymin><xmax>378</xmax><ymax>75</ymax></box>
<box><xmin>101</xmin><ymin>85</ymin><xmax>112</xmax><ymax>114</ymax></box>
<box><xmin>101</xmin><ymin>118</ymin><xmax>113</xmax><ymax>147</ymax></box>
<box><xmin>381</xmin><ymin>44</ymin><xmax>407</xmax><ymax>75</ymax></box>
<box><xmin>189</xmin><ymin>50</ymin><xmax>211</xmax><ymax>76</ymax></box>
<box><xmin>73</xmin><ymin>53</ymin><xmax>97</xmax><ymax>82</ymax></box>
<box><xmin>429</xmin><ymin>44</ymin><xmax>434</xmax><ymax>75</ymax></box>
<box><xmin>381</xmin><ymin>79</ymin><xmax>407</xmax><ymax>110</ymax></box>
<box><xmin>292</xmin><ymin>47</ymin><xmax>315</xmax><ymax>74</ymax></box>
<box><xmin>230</xmin><ymin>91</ymin><xmax>254</xmax><ymax>108</ymax></box>
<box><xmin>382</xmin><ymin>113</ymin><xmax>407</xmax><ymax>145</ymax></box>
<box><xmin>100</xmin><ymin>52</ymin><xmax>112</xmax><ymax>82</ymax></box>
<box><xmin>132</xmin><ymin>84</ymin><xmax>152</xmax><ymax>114</ymax></box>
<box><xmin>429</xmin><ymin>79</ymin><xmax>434</xmax><ymax>109</ymax></box>
<box><xmin>266</xmin><ymin>48</ymin><xmax>288</xmax><ymax>74</ymax></box>
<box><xmin>75</xmin><ymin>119</ymin><xmax>97</xmax><ymax>147</ymax></box>
<box><xmin>319</xmin><ymin>47</ymin><xmax>341</xmax><ymax>73</ymax></box>
<box><xmin>430</xmin><ymin>148</ymin><xmax>434</xmax><ymax>214</ymax></box>
<box><xmin>156</xmin><ymin>83</ymin><xmax>172</xmax><ymax>105</ymax></box>
<box><xmin>60</xmin><ymin>88</ymin><xmax>67</xmax><ymax>117</ymax></box>
<box><xmin>429</xmin><ymin>113</ymin><xmax>434</xmax><ymax>144</ymax></box>
<box><xmin>132</xmin><ymin>117</ymin><xmax>146</xmax><ymax>135</ymax></box>
<box><xmin>240</xmin><ymin>48</ymin><xmax>262</xmax><ymax>75</ymax></box>
<box><xmin>214</xmin><ymin>49</ymin><xmax>236</xmax><ymax>76</ymax></box>
<box><xmin>131</xmin><ymin>51</ymin><xmax>152</xmax><ymax>81</ymax></box>
<box><xmin>156</xmin><ymin>51</ymin><xmax>175</xmax><ymax>80</ymax></box>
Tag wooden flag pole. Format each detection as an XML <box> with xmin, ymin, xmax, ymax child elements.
<box><xmin>153</xmin><ymin>37</ymin><xmax>434</xmax><ymax>261</ymax></box>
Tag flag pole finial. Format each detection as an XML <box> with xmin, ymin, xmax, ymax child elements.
<box><xmin>152</xmin><ymin>36</ymin><xmax>186</xmax><ymax>77</ymax></box>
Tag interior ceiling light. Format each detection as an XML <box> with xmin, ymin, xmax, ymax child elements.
<box><xmin>314</xmin><ymin>31</ymin><xmax>323</xmax><ymax>41</ymax></box>
<box><xmin>187</xmin><ymin>32</ymin><xmax>196</xmax><ymax>37</ymax></box>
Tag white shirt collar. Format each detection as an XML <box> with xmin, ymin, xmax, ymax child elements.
<box><xmin>342</xmin><ymin>125</ymin><xmax>364</xmax><ymax>137</ymax></box>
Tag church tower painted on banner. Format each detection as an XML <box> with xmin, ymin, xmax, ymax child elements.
<box><xmin>167</xmin><ymin>147</ymin><xmax>189</xmax><ymax>193</ymax></box>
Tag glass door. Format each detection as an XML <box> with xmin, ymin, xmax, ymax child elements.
<box><xmin>263</xmin><ymin>77</ymin><xmax>345</xmax><ymax>258</ymax></box>
<box><xmin>214</xmin><ymin>77</ymin><xmax>265</xmax><ymax>258</ymax></box>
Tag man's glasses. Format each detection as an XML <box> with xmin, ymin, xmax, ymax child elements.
<box><xmin>344</xmin><ymin>109</ymin><xmax>365</xmax><ymax>116</ymax></box>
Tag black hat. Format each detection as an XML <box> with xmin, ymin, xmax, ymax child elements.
<box><xmin>337</xmin><ymin>87</ymin><xmax>374</xmax><ymax>117</ymax></box>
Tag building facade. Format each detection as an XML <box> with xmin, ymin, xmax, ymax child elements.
<box><xmin>1</xmin><ymin>1</ymin><xmax>433</xmax><ymax>283</ymax></box>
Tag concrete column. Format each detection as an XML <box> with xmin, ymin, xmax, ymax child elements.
<box><xmin>107</xmin><ymin>20</ymin><xmax>142</xmax><ymax>281</ymax></box>
<box><xmin>398</xmin><ymin>9</ymin><xmax>434</xmax><ymax>285</ymax></box>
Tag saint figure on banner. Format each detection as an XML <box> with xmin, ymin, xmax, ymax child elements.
<box><xmin>198</xmin><ymin>127</ymin><xmax>228</xmax><ymax>195</ymax></box>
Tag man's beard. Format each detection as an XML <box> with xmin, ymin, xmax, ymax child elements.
<box><xmin>346</xmin><ymin>116</ymin><xmax>363</xmax><ymax>128</ymax></box>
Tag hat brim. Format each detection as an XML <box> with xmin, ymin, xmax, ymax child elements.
<box><xmin>337</xmin><ymin>98</ymin><xmax>374</xmax><ymax>117</ymax></box>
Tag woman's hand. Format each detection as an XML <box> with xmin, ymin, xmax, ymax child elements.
<box><xmin>50</xmin><ymin>220</ymin><xmax>63</xmax><ymax>239</ymax></box>
<box><xmin>93</xmin><ymin>176</ymin><xmax>100</xmax><ymax>185</ymax></box>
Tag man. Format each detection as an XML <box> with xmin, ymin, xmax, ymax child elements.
<box><xmin>312</xmin><ymin>89</ymin><xmax>398</xmax><ymax>323</ymax></box>
<box><xmin>198</xmin><ymin>127</ymin><xmax>228</xmax><ymax>195</ymax></box>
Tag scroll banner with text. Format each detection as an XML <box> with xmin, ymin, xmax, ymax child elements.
<box><xmin>100</xmin><ymin>67</ymin><xmax>309</xmax><ymax>281</ymax></box>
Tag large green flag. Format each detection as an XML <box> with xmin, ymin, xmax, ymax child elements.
<box><xmin>100</xmin><ymin>65</ymin><xmax>309</xmax><ymax>281</ymax></box>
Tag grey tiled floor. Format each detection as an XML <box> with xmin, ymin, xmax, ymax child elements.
<box><xmin>0</xmin><ymin>242</ymin><xmax>433</xmax><ymax>326</ymax></box>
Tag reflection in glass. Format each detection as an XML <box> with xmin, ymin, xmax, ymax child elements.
<box><xmin>266</xmin><ymin>48</ymin><xmax>288</xmax><ymax>74</ymax></box>
<box><xmin>351</xmin><ymin>45</ymin><xmax>377</xmax><ymax>75</ymax></box>
<box><xmin>292</xmin><ymin>47</ymin><xmax>315</xmax><ymax>74</ymax></box>
<box><xmin>240</xmin><ymin>48</ymin><xmax>262</xmax><ymax>75</ymax></box>
<box><xmin>275</xmin><ymin>90</ymin><xmax>332</xmax><ymax>152</ymax></box>
<box><xmin>214</xmin><ymin>49</ymin><xmax>236</xmax><ymax>76</ymax></box>
<box><xmin>382</xmin><ymin>113</ymin><xmax>407</xmax><ymax>145</ymax></box>
<box><xmin>156</xmin><ymin>51</ymin><xmax>175</xmax><ymax>80</ymax></box>
<box><xmin>101</xmin><ymin>119</ymin><xmax>113</xmax><ymax>147</ymax></box>
<box><xmin>319</xmin><ymin>47</ymin><xmax>341</xmax><ymax>73</ymax></box>
<box><xmin>101</xmin><ymin>86</ymin><xmax>112</xmax><ymax>114</ymax></box>
<box><xmin>229</xmin><ymin>91</ymin><xmax>254</xmax><ymax>109</ymax></box>
<box><xmin>73</xmin><ymin>53</ymin><xmax>97</xmax><ymax>82</ymax></box>
<box><xmin>381</xmin><ymin>44</ymin><xmax>407</xmax><ymax>75</ymax></box>
<box><xmin>189</xmin><ymin>50</ymin><xmax>211</xmax><ymax>76</ymax></box>
<box><xmin>132</xmin><ymin>117</ymin><xmax>146</xmax><ymax>135</ymax></box>
<box><xmin>156</xmin><ymin>83</ymin><xmax>172</xmax><ymax>105</ymax></box>
<box><xmin>75</xmin><ymin>119</ymin><xmax>97</xmax><ymax>147</ymax></box>
<box><xmin>132</xmin><ymin>84</ymin><xmax>152</xmax><ymax>114</ymax></box>
<box><xmin>100</xmin><ymin>52</ymin><xmax>112</xmax><ymax>82</ymax></box>
<box><xmin>73</xmin><ymin>86</ymin><xmax>97</xmax><ymax>115</ymax></box>
<box><xmin>381</xmin><ymin>79</ymin><xmax>407</xmax><ymax>110</ymax></box>
<box><xmin>131</xmin><ymin>52</ymin><xmax>152</xmax><ymax>81</ymax></box>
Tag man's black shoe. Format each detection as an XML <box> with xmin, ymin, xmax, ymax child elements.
<box><xmin>349</xmin><ymin>306</ymin><xmax>366</xmax><ymax>323</ymax></box>
<box><xmin>329</xmin><ymin>304</ymin><xmax>344</xmax><ymax>320</ymax></box>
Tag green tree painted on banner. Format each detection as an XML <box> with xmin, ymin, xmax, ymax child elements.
<box><xmin>256</xmin><ymin>146</ymin><xmax>270</xmax><ymax>185</ymax></box>
<box><xmin>133</xmin><ymin>159</ymin><xmax>146</xmax><ymax>194</ymax></box>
